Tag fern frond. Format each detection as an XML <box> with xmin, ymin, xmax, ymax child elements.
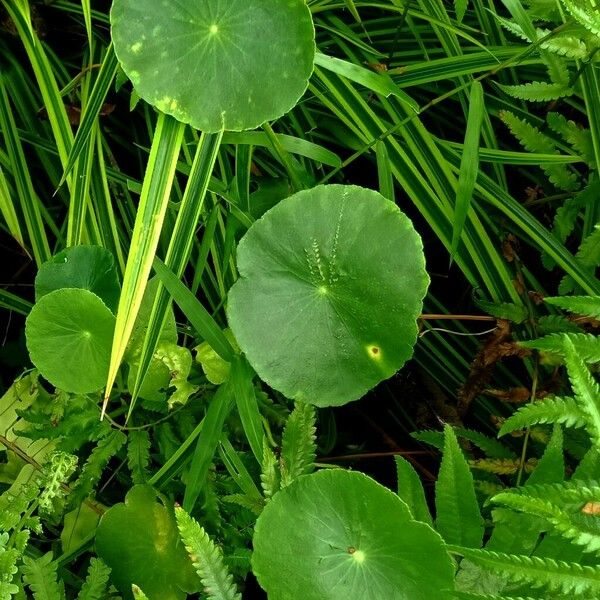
<box><xmin>39</xmin><ymin>451</ymin><xmax>78</xmax><ymax>512</ymax></box>
<box><xmin>547</xmin><ymin>113</ymin><xmax>595</xmax><ymax>167</ymax></box>
<box><xmin>450</xmin><ymin>546</ymin><xmax>600</xmax><ymax>595</ymax></box>
<box><xmin>175</xmin><ymin>507</ymin><xmax>241</xmax><ymax>600</ymax></box>
<box><xmin>455</xmin><ymin>427</ymin><xmax>517</xmax><ymax>458</ymax></box>
<box><xmin>127</xmin><ymin>430</ymin><xmax>151</xmax><ymax>484</ymax></box>
<box><xmin>498</xmin><ymin>82</ymin><xmax>573</xmax><ymax>101</ymax></box>
<box><xmin>69</xmin><ymin>430</ymin><xmax>126</xmax><ymax>506</ymax></box>
<box><xmin>545</xmin><ymin>296</ymin><xmax>600</xmax><ymax>319</ymax></box>
<box><xmin>561</xmin><ymin>0</ymin><xmax>600</xmax><ymax>37</ymax></box>
<box><xmin>452</xmin><ymin>593</ymin><xmax>538</xmax><ymax>600</ymax></box>
<box><xmin>537</xmin><ymin>315</ymin><xmax>581</xmax><ymax>335</ymax></box>
<box><xmin>564</xmin><ymin>338</ymin><xmax>600</xmax><ymax>445</ymax></box>
<box><xmin>560</xmin><ymin>226</ymin><xmax>600</xmax><ymax>294</ymax></box>
<box><xmin>221</xmin><ymin>494</ymin><xmax>263</xmax><ymax>515</ymax></box>
<box><xmin>469</xmin><ymin>458</ymin><xmax>536</xmax><ymax>475</ymax></box>
<box><xmin>0</xmin><ymin>533</ymin><xmax>19</xmax><ymax>595</ymax></box>
<box><xmin>492</xmin><ymin>490</ymin><xmax>600</xmax><ymax>554</ymax></box>
<box><xmin>436</xmin><ymin>425</ymin><xmax>484</xmax><ymax>547</ymax></box>
<box><xmin>499</xmin><ymin>111</ymin><xmax>579</xmax><ymax>191</ymax></box>
<box><xmin>279</xmin><ymin>402</ymin><xmax>316</xmax><ymax>488</ymax></box>
<box><xmin>553</xmin><ymin>181</ymin><xmax>600</xmax><ymax>244</ymax></box>
<box><xmin>22</xmin><ymin>553</ymin><xmax>65</xmax><ymax>600</ymax></box>
<box><xmin>521</xmin><ymin>333</ymin><xmax>600</xmax><ymax>362</ymax></box>
<box><xmin>260</xmin><ymin>439</ymin><xmax>279</xmax><ymax>500</ymax></box>
<box><xmin>76</xmin><ymin>558</ymin><xmax>111</xmax><ymax>600</ymax></box>
<box><xmin>499</xmin><ymin>396</ymin><xmax>587</xmax><ymax>435</ymax></box>
<box><xmin>497</xmin><ymin>480</ymin><xmax>600</xmax><ymax>505</ymax></box>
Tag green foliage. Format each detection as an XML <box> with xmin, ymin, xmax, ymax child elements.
<box><xmin>76</xmin><ymin>558</ymin><xmax>111</xmax><ymax>600</ymax></box>
<box><xmin>435</xmin><ymin>425</ymin><xmax>484</xmax><ymax>548</ymax></box>
<box><xmin>280</xmin><ymin>402</ymin><xmax>317</xmax><ymax>488</ymax></box>
<box><xmin>22</xmin><ymin>553</ymin><xmax>65</xmax><ymax>600</ymax></box>
<box><xmin>175</xmin><ymin>507</ymin><xmax>241</xmax><ymax>600</ymax></box>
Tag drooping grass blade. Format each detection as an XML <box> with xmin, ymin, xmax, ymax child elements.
<box><xmin>102</xmin><ymin>113</ymin><xmax>185</xmax><ymax>416</ymax></box>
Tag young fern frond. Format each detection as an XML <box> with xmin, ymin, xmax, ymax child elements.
<box><xmin>126</xmin><ymin>429</ymin><xmax>151</xmax><ymax>484</ymax></box>
<box><xmin>545</xmin><ymin>296</ymin><xmax>600</xmax><ymax>320</ymax></box>
<box><xmin>279</xmin><ymin>402</ymin><xmax>316</xmax><ymax>488</ymax></box>
<box><xmin>175</xmin><ymin>507</ymin><xmax>241</xmax><ymax>600</ymax></box>
<box><xmin>494</xmin><ymin>480</ymin><xmax>600</xmax><ymax>505</ymax></box>
<box><xmin>563</xmin><ymin>338</ymin><xmax>600</xmax><ymax>445</ymax></box>
<box><xmin>521</xmin><ymin>333</ymin><xmax>600</xmax><ymax>363</ymax></box>
<box><xmin>76</xmin><ymin>558</ymin><xmax>111</xmax><ymax>600</ymax></box>
<box><xmin>497</xmin><ymin>82</ymin><xmax>573</xmax><ymax>101</ymax></box>
<box><xmin>547</xmin><ymin>113</ymin><xmax>595</xmax><ymax>167</ymax></box>
<box><xmin>22</xmin><ymin>553</ymin><xmax>65</xmax><ymax>600</ymax></box>
<box><xmin>499</xmin><ymin>111</ymin><xmax>579</xmax><ymax>191</ymax></box>
<box><xmin>39</xmin><ymin>451</ymin><xmax>78</xmax><ymax>512</ymax></box>
<box><xmin>561</xmin><ymin>0</ymin><xmax>600</xmax><ymax>37</ymax></box>
<box><xmin>469</xmin><ymin>458</ymin><xmax>535</xmax><ymax>476</ymax></box>
<box><xmin>560</xmin><ymin>226</ymin><xmax>600</xmax><ymax>294</ymax></box>
<box><xmin>499</xmin><ymin>396</ymin><xmax>587</xmax><ymax>436</ymax></box>
<box><xmin>449</xmin><ymin>546</ymin><xmax>600</xmax><ymax>595</ymax></box>
<box><xmin>69</xmin><ymin>430</ymin><xmax>126</xmax><ymax>506</ymax></box>
<box><xmin>260</xmin><ymin>439</ymin><xmax>279</xmax><ymax>500</ymax></box>
<box><xmin>0</xmin><ymin>533</ymin><xmax>19</xmax><ymax>599</ymax></box>
<box><xmin>436</xmin><ymin>425</ymin><xmax>484</xmax><ymax>548</ymax></box>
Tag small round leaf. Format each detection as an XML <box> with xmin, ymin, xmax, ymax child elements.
<box><xmin>110</xmin><ymin>0</ymin><xmax>315</xmax><ymax>132</ymax></box>
<box><xmin>252</xmin><ymin>470</ymin><xmax>455</xmax><ymax>599</ymax></box>
<box><xmin>227</xmin><ymin>184</ymin><xmax>429</xmax><ymax>407</ymax></box>
<box><xmin>95</xmin><ymin>485</ymin><xmax>200</xmax><ymax>600</ymax></box>
<box><xmin>25</xmin><ymin>288</ymin><xmax>115</xmax><ymax>394</ymax></box>
<box><xmin>35</xmin><ymin>245</ymin><xmax>120</xmax><ymax>312</ymax></box>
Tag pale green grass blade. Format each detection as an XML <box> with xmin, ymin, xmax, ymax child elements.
<box><xmin>0</xmin><ymin>164</ymin><xmax>26</xmax><ymax>252</ymax></box>
<box><xmin>0</xmin><ymin>74</ymin><xmax>51</xmax><ymax>266</ymax></box>
<box><xmin>2</xmin><ymin>1</ymin><xmax>73</xmax><ymax>168</ymax></box>
<box><xmin>451</xmin><ymin>81</ymin><xmax>484</xmax><ymax>261</ymax></box>
<box><xmin>440</xmin><ymin>143</ymin><xmax>584</xmax><ymax>165</ymax></box>
<box><xmin>103</xmin><ymin>113</ymin><xmax>185</xmax><ymax>415</ymax></box>
<box><xmin>91</xmin><ymin>134</ymin><xmax>126</xmax><ymax>273</ymax></box>
<box><xmin>59</xmin><ymin>44</ymin><xmax>118</xmax><ymax>187</ymax></box>
<box><xmin>128</xmin><ymin>131</ymin><xmax>223</xmax><ymax>420</ymax></box>
<box><xmin>81</xmin><ymin>0</ymin><xmax>93</xmax><ymax>49</ymax></box>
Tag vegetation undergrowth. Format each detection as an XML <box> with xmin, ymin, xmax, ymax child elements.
<box><xmin>1</xmin><ymin>0</ymin><xmax>600</xmax><ymax>598</ymax></box>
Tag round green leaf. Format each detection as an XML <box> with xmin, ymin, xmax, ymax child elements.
<box><xmin>25</xmin><ymin>289</ymin><xmax>115</xmax><ymax>394</ymax></box>
<box><xmin>95</xmin><ymin>485</ymin><xmax>200</xmax><ymax>600</ymax></box>
<box><xmin>35</xmin><ymin>245</ymin><xmax>120</xmax><ymax>312</ymax></box>
<box><xmin>252</xmin><ymin>470</ymin><xmax>455</xmax><ymax>600</ymax></box>
<box><xmin>110</xmin><ymin>0</ymin><xmax>315</xmax><ymax>132</ymax></box>
<box><xmin>227</xmin><ymin>184</ymin><xmax>429</xmax><ymax>407</ymax></box>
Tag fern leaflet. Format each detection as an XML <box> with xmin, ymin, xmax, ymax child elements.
<box><xmin>449</xmin><ymin>546</ymin><xmax>600</xmax><ymax>595</ymax></box>
<box><xmin>279</xmin><ymin>402</ymin><xmax>316</xmax><ymax>488</ymax></box>
<box><xmin>499</xmin><ymin>396</ymin><xmax>587</xmax><ymax>435</ymax></box>
<box><xmin>175</xmin><ymin>507</ymin><xmax>241</xmax><ymax>600</ymax></box>
<box><xmin>22</xmin><ymin>553</ymin><xmax>65</xmax><ymax>600</ymax></box>
<box><xmin>76</xmin><ymin>558</ymin><xmax>111</xmax><ymax>600</ymax></box>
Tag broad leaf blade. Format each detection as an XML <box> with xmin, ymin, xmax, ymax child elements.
<box><xmin>435</xmin><ymin>425</ymin><xmax>484</xmax><ymax>547</ymax></box>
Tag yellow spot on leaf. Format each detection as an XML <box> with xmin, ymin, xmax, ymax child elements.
<box><xmin>366</xmin><ymin>345</ymin><xmax>382</xmax><ymax>360</ymax></box>
<box><xmin>130</xmin><ymin>42</ymin><xmax>143</xmax><ymax>54</ymax></box>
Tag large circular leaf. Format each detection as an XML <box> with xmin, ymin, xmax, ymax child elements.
<box><xmin>227</xmin><ymin>184</ymin><xmax>429</xmax><ymax>407</ymax></box>
<box><xmin>25</xmin><ymin>288</ymin><xmax>115</xmax><ymax>394</ymax></box>
<box><xmin>110</xmin><ymin>0</ymin><xmax>315</xmax><ymax>132</ymax></box>
<box><xmin>95</xmin><ymin>485</ymin><xmax>199</xmax><ymax>600</ymax></box>
<box><xmin>35</xmin><ymin>245</ymin><xmax>120</xmax><ymax>312</ymax></box>
<box><xmin>252</xmin><ymin>470</ymin><xmax>455</xmax><ymax>599</ymax></box>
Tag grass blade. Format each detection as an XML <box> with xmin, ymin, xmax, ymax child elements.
<box><xmin>183</xmin><ymin>381</ymin><xmax>235</xmax><ymax>511</ymax></box>
<box><xmin>103</xmin><ymin>113</ymin><xmax>185</xmax><ymax>415</ymax></box>
<box><xmin>450</xmin><ymin>80</ymin><xmax>484</xmax><ymax>262</ymax></box>
<box><xmin>128</xmin><ymin>130</ymin><xmax>223</xmax><ymax>420</ymax></box>
<box><xmin>152</xmin><ymin>257</ymin><xmax>234</xmax><ymax>361</ymax></box>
